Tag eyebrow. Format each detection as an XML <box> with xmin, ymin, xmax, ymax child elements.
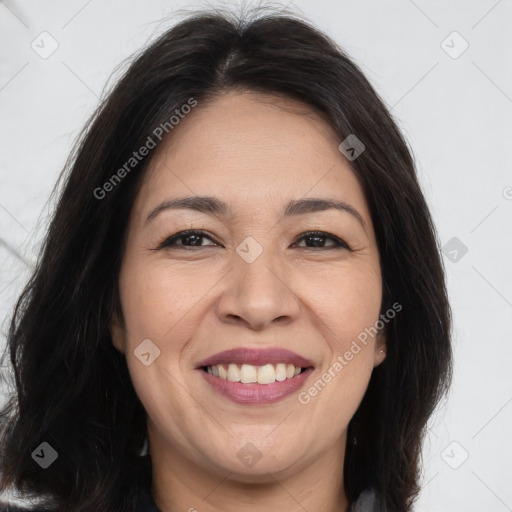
<box><xmin>145</xmin><ymin>195</ymin><xmax>367</xmax><ymax>231</ymax></box>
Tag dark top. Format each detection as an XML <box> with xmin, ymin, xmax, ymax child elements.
<box><xmin>0</xmin><ymin>454</ymin><xmax>379</xmax><ymax>511</ymax></box>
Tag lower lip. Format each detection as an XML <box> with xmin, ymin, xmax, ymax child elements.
<box><xmin>199</xmin><ymin>367</ymin><xmax>314</xmax><ymax>404</ymax></box>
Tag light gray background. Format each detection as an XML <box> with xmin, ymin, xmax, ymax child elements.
<box><xmin>1</xmin><ymin>0</ymin><xmax>511</xmax><ymax>510</ymax></box>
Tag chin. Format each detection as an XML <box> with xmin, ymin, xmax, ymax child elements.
<box><xmin>201</xmin><ymin>445</ymin><xmax>306</xmax><ymax>482</ymax></box>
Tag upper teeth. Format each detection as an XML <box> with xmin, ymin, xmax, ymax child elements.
<box><xmin>206</xmin><ymin>363</ymin><xmax>302</xmax><ymax>384</ymax></box>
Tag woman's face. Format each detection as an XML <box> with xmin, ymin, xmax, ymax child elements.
<box><xmin>112</xmin><ymin>90</ymin><xmax>386</xmax><ymax>480</ymax></box>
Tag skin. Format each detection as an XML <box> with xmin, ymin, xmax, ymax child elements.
<box><xmin>111</xmin><ymin>89</ymin><xmax>386</xmax><ymax>512</ymax></box>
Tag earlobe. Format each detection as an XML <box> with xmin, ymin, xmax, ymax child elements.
<box><xmin>110</xmin><ymin>314</ymin><xmax>126</xmax><ymax>354</ymax></box>
<box><xmin>373</xmin><ymin>334</ymin><xmax>387</xmax><ymax>368</ymax></box>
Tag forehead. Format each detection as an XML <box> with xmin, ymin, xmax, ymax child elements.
<box><xmin>135</xmin><ymin>90</ymin><xmax>369</xmax><ymax>221</ymax></box>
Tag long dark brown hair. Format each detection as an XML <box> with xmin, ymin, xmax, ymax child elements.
<box><xmin>0</xmin><ymin>6</ymin><xmax>452</xmax><ymax>511</ymax></box>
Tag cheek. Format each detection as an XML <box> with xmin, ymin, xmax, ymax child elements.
<box><xmin>302</xmin><ymin>261</ymin><xmax>382</xmax><ymax>347</ymax></box>
<box><xmin>118</xmin><ymin>259</ymin><xmax>198</xmax><ymax>416</ymax></box>
<box><xmin>296</xmin><ymin>262</ymin><xmax>381</xmax><ymax>408</ymax></box>
<box><xmin>118</xmin><ymin>258</ymin><xmax>201</xmax><ymax>345</ymax></box>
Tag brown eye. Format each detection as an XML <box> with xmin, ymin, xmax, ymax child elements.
<box><xmin>293</xmin><ymin>231</ymin><xmax>350</xmax><ymax>250</ymax></box>
<box><xmin>157</xmin><ymin>230</ymin><xmax>218</xmax><ymax>249</ymax></box>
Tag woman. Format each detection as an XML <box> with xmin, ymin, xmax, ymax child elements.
<box><xmin>0</xmin><ymin>6</ymin><xmax>452</xmax><ymax>512</ymax></box>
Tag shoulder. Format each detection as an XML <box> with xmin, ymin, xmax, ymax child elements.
<box><xmin>350</xmin><ymin>488</ymin><xmax>380</xmax><ymax>512</ymax></box>
<box><xmin>0</xmin><ymin>454</ymin><xmax>155</xmax><ymax>512</ymax></box>
<box><xmin>0</xmin><ymin>503</ymin><xmax>55</xmax><ymax>512</ymax></box>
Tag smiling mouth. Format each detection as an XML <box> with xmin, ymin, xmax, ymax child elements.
<box><xmin>201</xmin><ymin>362</ymin><xmax>311</xmax><ymax>384</ymax></box>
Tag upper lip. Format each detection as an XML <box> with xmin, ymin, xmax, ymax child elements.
<box><xmin>196</xmin><ymin>348</ymin><xmax>314</xmax><ymax>369</ymax></box>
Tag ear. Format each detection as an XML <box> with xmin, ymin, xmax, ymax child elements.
<box><xmin>110</xmin><ymin>310</ymin><xmax>126</xmax><ymax>354</ymax></box>
<box><xmin>373</xmin><ymin>329</ymin><xmax>387</xmax><ymax>368</ymax></box>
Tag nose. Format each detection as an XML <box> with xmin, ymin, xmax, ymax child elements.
<box><xmin>215</xmin><ymin>249</ymin><xmax>302</xmax><ymax>331</ymax></box>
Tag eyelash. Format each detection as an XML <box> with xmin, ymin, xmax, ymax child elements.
<box><xmin>155</xmin><ymin>229</ymin><xmax>351</xmax><ymax>251</ymax></box>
